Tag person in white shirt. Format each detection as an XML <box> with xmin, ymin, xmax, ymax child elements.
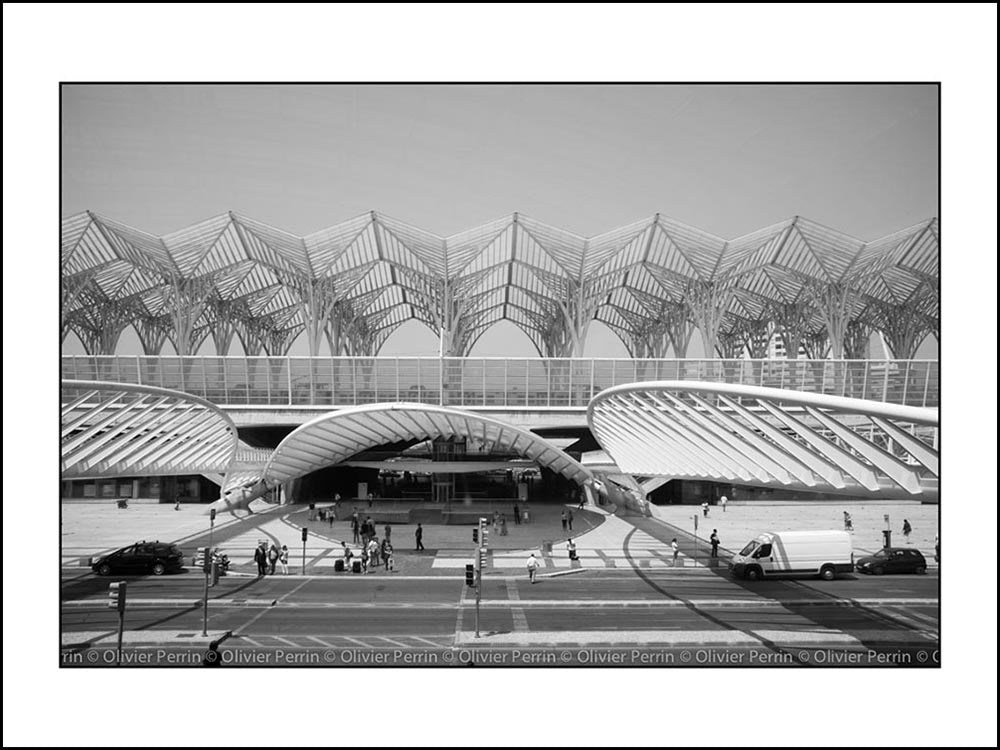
<box><xmin>526</xmin><ymin>553</ymin><xmax>541</xmax><ymax>583</ymax></box>
<box><xmin>567</xmin><ymin>538</ymin><xmax>577</xmax><ymax>561</ymax></box>
<box><xmin>720</xmin><ymin>495</ymin><xmax>727</xmax><ymax>513</ymax></box>
<box><xmin>671</xmin><ymin>538</ymin><xmax>679</xmax><ymax>567</ymax></box>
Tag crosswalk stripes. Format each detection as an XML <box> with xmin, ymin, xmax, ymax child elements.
<box><xmin>430</xmin><ymin>547</ymin><xmax>704</xmax><ymax>570</ymax></box>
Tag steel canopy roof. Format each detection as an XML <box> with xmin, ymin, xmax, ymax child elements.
<box><xmin>264</xmin><ymin>402</ymin><xmax>594</xmax><ymax>486</ymax></box>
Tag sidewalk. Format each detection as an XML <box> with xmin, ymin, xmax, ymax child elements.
<box><xmin>645</xmin><ymin>502</ymin><xmax>940</xmax><ymax>566</ymax></box>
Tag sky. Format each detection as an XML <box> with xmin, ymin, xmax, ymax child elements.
<box><xmin>61</xmin><ymin>84</ymin><xmax>939</xmax><ymax>358</ymax></box>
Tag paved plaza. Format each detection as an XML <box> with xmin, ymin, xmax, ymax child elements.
<box><xmin>61</xmin><ymin>497</ymin><xmax>938</xmax><ymax>574</ymax></box>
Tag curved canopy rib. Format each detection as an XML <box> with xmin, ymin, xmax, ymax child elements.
<box><xmin>61</xmin><ymin>380</ymin><xmax>239</xmax><ymax>479</ymax></box>
<box><xmin>587</xmin><ymin>381</ymin><xmax>938</xmax><ymax>498</ymax></box>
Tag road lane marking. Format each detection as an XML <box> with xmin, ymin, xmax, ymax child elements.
<box><xmin>506</xmin><ymin>579</ymin><xmax>529</xmax><ymax>633</ymax></box>
<box><xmin>234</xmin><ymin>576</ymin><xmax>312</xmax><ymax>634</ymax></box>
<box><xmin>376</xmin><ymin>636</ymin><xmax>412</xmax><ymax>649</ymax></box>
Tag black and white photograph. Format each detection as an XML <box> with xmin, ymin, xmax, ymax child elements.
<box><xmin>4</xmin><ymin>4</ymin><xmax>996</xmax><ymax>748</ymax></box>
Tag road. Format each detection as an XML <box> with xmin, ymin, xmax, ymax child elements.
<box><xmin>61</xmin><ymin>566</ymin><xmax>939</xmax><ymax>667</ymax></box>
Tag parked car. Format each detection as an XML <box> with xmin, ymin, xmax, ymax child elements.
<box><xmin>855</xmin><ymin>547</ymin><xmax>928</xmax><ymax>575</ymax></box>
<box><xmin>91</xmin><ymin>541</ymin><xmax>185</xmax><ymax>576</ymax></box>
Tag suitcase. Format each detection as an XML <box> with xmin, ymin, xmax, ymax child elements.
<box><xmin>352</xmin><ymin>560</ymin><xmax>362</xmax><ymax>574</ymax></box>
<box><xmin>334</xmin><ymin>558</ymin><xmax>345</xmax><ymax>572</ymax></box>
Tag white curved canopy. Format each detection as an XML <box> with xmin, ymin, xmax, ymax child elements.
<box><xmin>265</xmin><ymin>402</ymin><xmax>593</xmax><ymax>485</ymax></box>
<box><xmin>588</xmin><ymin>381</ymin><xmax>938</xmax><ymax>498</ymax></box>
<box><xmin>61</xmin><ymin>380</ymin><xmax>239</xmax><ymax>479</ymax></box>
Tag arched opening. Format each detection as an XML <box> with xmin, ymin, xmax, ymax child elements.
<box><xmin>61</xmin><ymin>328</ymin><xmax>87</xmax><ymax>355</ymax></box>
<box><xmin>581</xmin><ymin>320</ymin><xmax>630</xmax><ymax>357</ymax></box>
<box><xmin>379</xmin><ymin>319</ymin><xmax>439</xmax><ymax>355</ymax></box>
<box><xmin>467</xmin><ymin>320</ymin><xmax>540</xmax><ymax>357</ymax></box>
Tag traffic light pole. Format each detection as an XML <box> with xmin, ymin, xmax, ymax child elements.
<box><xmin>109</xmin><ymin>581</ymin><xmax>127</xmax><ymax>666</ymax></box>
<box><xmin>116</xmin><ymin>608</ymin><xmax>124</xmax><ymax>666</ymax></box>
<box><xmin>475</xmin><ymin>560</ymin><xmax>482</xmax><ymax>639</ymax></box>
<box><xmin>301</xmin><ymin>527</ymin><xmax>308</xmax><ymax>575</ymax></box>
<box><xmin>202</xmin><ymin>566</ymin><xmax>210</xmax><ymax>637</ymax></box>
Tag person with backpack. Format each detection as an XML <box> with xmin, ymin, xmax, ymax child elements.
<box><xmin>710</xmin><ymin>530</ymin><xmax>720</xmax><ymax>559</ymax></box>
<box><xmin>902</xmin><ymin>519</ymin><xmax>913</xmax><ymax>544</ymax></box>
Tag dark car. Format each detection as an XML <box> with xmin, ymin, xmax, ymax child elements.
<box><xmin>91</xmin><ymin>541</ymin><xmax>185</xmax><ymax>576</ymax></box>
<box><xmin>855</xmin><ymin>547</ymin><xmax>928</xmax><ymax>575</ymax></box>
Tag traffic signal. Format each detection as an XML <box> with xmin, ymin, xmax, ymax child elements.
<box><xmin>198</xmin><ymin>546</ymin><xmax>211</xmax><ymax>573</ymax></box>
<box><xmin>481</xmin><ymin>529</ymin><xmax>489</xmax><ymax>546</ymax></box>
<box><xmin>193</xmin><ymin>548</ymin><xmax>206</xmax><ymax>569</ymax></box>
<box><xmin>108</xmin><ymin>581</ymin><xmax>127</xmax><ymax>613</ymax></box>
<box><xmin>472</xmin><ymin>528</ymin><xmax>479</xmax><ymax>543</ymax></box>
<box><xmin>301</xmin><ymin>527</ymin><xmax>309</xmax><ymax>543</ymax></box>
<box><xmin>465</xmin><ymin>563</ymin><xmax>475</xmax><ymax>587</ymax></box>
<box><xmin>478</xmin><ymin>547</ymin><xmax>488</xmax><ymax>571</ymax></box>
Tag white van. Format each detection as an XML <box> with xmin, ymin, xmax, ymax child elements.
<box><xmin>729</xmin><ymin>530</ymin><xmax>853</xmax><ymax>581</ymax></box>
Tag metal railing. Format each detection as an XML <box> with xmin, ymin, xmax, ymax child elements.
<box><xmin>61</xmin><ymin>356</ymin><xmax>939</xmax><ymax>409</ymax></box>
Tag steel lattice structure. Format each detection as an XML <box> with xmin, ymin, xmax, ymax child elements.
<box><xmin>62</xmin><ymin>211</ymin><xmax>938</xmax><ymax>360</ymax></box>
<box><xmin>588</xmin><ymin>381</ymin><xmax>939</xmax><ymax>498</ymax></box>
<box><xmin>61</xmin><ymin>381</ymin><xmax>239</xmax><ymax>479</ymax></box>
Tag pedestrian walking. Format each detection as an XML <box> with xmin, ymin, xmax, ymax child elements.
<box><xmin>500</xmin><ymin>514</ymin><xmax>508</xmax><ymax>536</ymax></box>
<box><xmin>278</xmin><ymin>545</ymin><xmax>289</xmax><ymax>574</ymax></box>
<box><xmin>328</xmin><ymin>508</ymin><xmax>336</xmax><ymax>527</ymax></box>
<box><xmin>352</xmin><ymin>515</ymin><xmax>360</xmax><ymax>545</ymax></box>
<box><xmin>526</xmin><ymin>553</ymin><xmax>541</xmax><ymax>584</ymax></box>
<box><xmin>670</xmin><ymin>538</ymin><xmax>679</xmax><ymax>567</ymax></box>
<box><xmin>341</xmin><ymin>541</ymin><xmax>353</xmax><ymax>569</ymax></box>
<box><xmin>513</xmin><ymin>502</ymin><xmax>521</xmax><ymax>525</ymax></box>
<box><xmin>381</xmin><ymin>538</ymin><xmax>393</xmax><ymax>571</ymax></box>
<box><xmin>253</xmin><ymin>542</ymin><xmax>267</xmax><ymax>577</ymax></box>
<box><xmin>267</xmin><ymin>543</ymin><xmax>279</xmax><ymax>575</ymax></box>
<box><xmin>384</xmin><ymin>523</ymin><xmax>392</xmax><ymax>542</ymax></box>
<box><xmin>843</xmin><ymin>511</ymin><xmax>853</xmax><ymax>532</ymax></box>
<box><xmin>710</xmin><ymin>530</ymin><xmax>720</xmax><ymax>558</ymax></box>
<box><xmin>567</xmin><ymin>509</ymin><xmax>574</xmax><ymax>531</ymax></box>
<box><xmin>367</xmin><ymin>537</ymin><xmax>379</xmax><ymax>572</ymax></box>
<box><xmin>902</xmin><ymin>519</ymin><xmax>912</xmax><ymax>544</ymax></box>
<box><xmin>415</xmin><ymin>523</ymin><xmax>425</xmax><ymax>551</ymax></box>
<box><xmin>561</xmin><ymin>511</ymin><xmax>567</xmax><ymax>531</ymax></box>
<box><xmin>701</xmin><ymin>501</ymin><xmax>709</xmax><ymax>518</ymax></box>
<box><xmin>567</xmin><ymin>538</ymin><xmax>578</xmax><ymax>561</ymax></box>
<box><xmin>720</xmin><ymin>495</ymin><xmax>727</xmax><ymax>512</ymax></box>
<box><xmin>174</xmin><ymin>497</ymin><xmax>181</xmax><ymax>511</ymax></box>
